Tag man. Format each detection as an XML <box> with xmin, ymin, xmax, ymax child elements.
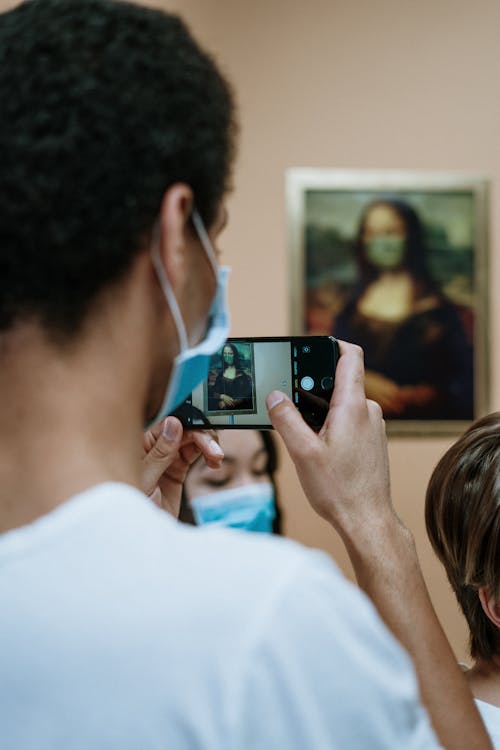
<box><xmin>0</xmin><ymin>1</ymin><xmax>491</xmax><ymax>748</ymax></box>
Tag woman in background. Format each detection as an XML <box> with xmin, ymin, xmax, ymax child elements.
<box><xmin>180</xmin><ymin>429</ymin><xmax>282</xmax><ymax>534</ymax></box>
<box><xmin>333</xmin><ymin>198</ymin><xmax>473</xmax><ymax>419</ymax></box>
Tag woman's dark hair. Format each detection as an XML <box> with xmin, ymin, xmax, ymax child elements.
<box><xmin>261</xmin><ymin>430</ymin><xmax>282</xmax><ymax>534</ymax></box>
<box><xmin>179</xmin><ymin>430</ymin><xmax>282</xmax><ymax>535</ymax></box>
<box><xmin>425</xmin><ymin>413</ymin><xmax>500</xmax><ymax>660</ymax></box>
<box><xmin>221</xmin><ymin>343</ymin><xmax>242</xmax><ymax>372</ymax></box>
<box><xmin>0</xmin><ymin>0</ymin><xmax>236</xmax><ymax>339</ymax></box>
<box><xmin>353</xmin><ymin>198</ymin><xmax>438</xmax><ymax>296</ymax></box>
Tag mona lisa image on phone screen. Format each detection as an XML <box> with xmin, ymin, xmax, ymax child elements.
<box><xmin>171</xmin><ymin>336</ymin><xmax>339</xmax><ymax>431</ymax></box>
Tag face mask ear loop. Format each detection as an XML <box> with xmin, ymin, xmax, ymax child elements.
<box><xmin>151</xmin><ymin>220</ymin><xmax>188</xmax><ymax>353</ymax></box>
<box><xmin>191</xmin><ymin>208</ymin><xmax>219</xmax><ymax>276</ymax></box>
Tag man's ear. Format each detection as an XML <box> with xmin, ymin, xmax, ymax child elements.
<box><xmin>155</xmin><ymin>183</ymin><xmax>194</xmax><ymax>290</ymax></box>
<box><xmin>478</xmin><ymin>587</ymin><xmax>500</xmax><ymax>628</ymax></box>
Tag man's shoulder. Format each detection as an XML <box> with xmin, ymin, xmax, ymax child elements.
<box><xmin>0</xmin><ymin>482</ymin><xmax>379</xmax><ymax>632</ymax></box>
<box><xmin>0</xmin><ymin>480</ymin><xmax>398</xmax><ymax>667</ymax></box>
<box><xmin>21</xmin><ymin>481</ymin><xmax>343</xmax><ymax>599</ymax></box>
<box><xmin>92</xmin><ymin>483</ymin><xmax>361</xmax><ymax>626</ymax></box>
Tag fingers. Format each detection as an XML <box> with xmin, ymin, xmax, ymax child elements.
<box><xmin>141</xmin><ymin>416</ymin><xmax>184</xmax><ymax>497</ymax></box>
<box><xmin>330</xmin><ymin>341</ymin><xmax>366</xmax><ymax>410</ymax></box>
<box><xmin>266</xmin><ymin>343</ymin><xmax>368</xmax><ymax>463</ymax></box>
<box><xmin>266</xmin><ymin>391</ymin><xmax>316</xmax><ymax>463</ymax></box>
<box><xmin>186</xmin><ymin>430</ymin><xmax>224</xmax><ymax>469</ymax></box>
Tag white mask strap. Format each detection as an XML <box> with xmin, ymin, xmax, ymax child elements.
<box><xmin>150</xmin><ymin>221</ymin><xmax>189</xmax><ymax>352</ymax></box>
<box><xmin>191</xmin><ymin>208</ymin><xmax>219</xmax><ymax>275</ymax></box>
<box><xmin>151</xmin><ymin>209</ymin><xmax>219</xmax><ymax>354</ymax></box>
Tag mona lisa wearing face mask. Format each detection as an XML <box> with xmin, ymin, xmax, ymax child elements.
<box><xmin>207</xmin><ymin>342</ymin><xmax>254</xmax><ymax>412</ymax></box>
<box><xmin>332</xmin><ymin>198</ymin><xmax>473</xmax><ymax>421</ymax></box>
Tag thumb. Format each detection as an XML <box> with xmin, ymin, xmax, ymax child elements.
<box><xmin>266</xmin><ymin>391</ymin><xmax>316</xmax><ymax>463</ymax></box>
<box><xmin>142</xmin><ymin>416</ymin><xmax>183</xmax><ymax>496</ymax></box>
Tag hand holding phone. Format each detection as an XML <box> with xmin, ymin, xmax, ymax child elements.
<box><xmin>265</xmin><ymin>341</ymin><xmax>391</xmax><ymax>530</ymax></box>
<box><xmin>170</xmin><ymin>336</ymin><xmax>339</xmax><ymax>431</ymax></box>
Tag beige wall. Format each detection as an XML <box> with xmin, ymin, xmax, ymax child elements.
<box><xmin>157</xmin><ymin>0</ymin><xmax>500</xmax><ymax>663</ymax></box>
<box><xmin>4</xmin><ymin>0</ymin><xmax>499</xmax><ymax>661</ymax></box>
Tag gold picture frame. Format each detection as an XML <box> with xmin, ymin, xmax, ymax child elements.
<box><xmin>287</xmin><ymin>168</ymin><xmax>490</xmax><ymax>435</ymax></box>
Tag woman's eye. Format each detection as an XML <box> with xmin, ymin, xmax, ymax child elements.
<box><xmin>252</xmin><ymin>467</ymin><xmax>269</xmax><ymax>478</ymax></box>
<box><xmin>203</xmin><ymin>478</ymin><xmax>229</xmax><ymax>489</ymax></box>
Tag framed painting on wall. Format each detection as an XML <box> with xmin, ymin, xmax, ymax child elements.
<box><xmin>286</xmin><ymin>168</ymin><xmax>490</xmax><ymax>434</ymax></box>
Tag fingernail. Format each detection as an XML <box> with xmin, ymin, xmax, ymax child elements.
<box><xmin>267</xmin><ymin>391</ymin><xmax>285</xmax><ymax>411</ymax></box>
<box><xmin>209</xmin><ymin>439</ymin><xmax>224</xmax><ymax>457</ymax></box>
<box><xmin>162</xmin><ymin>418</ymin><xmax>178</xmax><ymax>440</ymax></box>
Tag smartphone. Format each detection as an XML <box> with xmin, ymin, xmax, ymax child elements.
<box><xmin>170</xmin><ymin>336</ymin><xmax>339</xmax><ymax>431</ymax></box>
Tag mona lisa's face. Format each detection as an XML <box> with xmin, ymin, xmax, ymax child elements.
<box><xmin>362</xmin><ymin>203</ymin><xmax>406</xmax><ymax>243</ymax></box>
<box><xmin>223</xmin><ymin>345</ymin><xmax>234</xmax><ymax>365</ymax></box>
<box><xmin>361</xmin><ymin>204</ymin><xmax>407</xmax><ymax>271</ymax></box>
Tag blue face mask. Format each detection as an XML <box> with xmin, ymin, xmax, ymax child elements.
<box><xmin>364</xmin><ymin>235</ymin><xmax>406</xmax><ymax>270</ymax></box>
<box><xmin>149</xmin><ymin>209</ymin><xmax>230</xmax><ymax>423</ymax></box>
<box><xmin>191</xmin><ymin>483</ymin><xmax>276</xmax><ymax>533</ymax></box>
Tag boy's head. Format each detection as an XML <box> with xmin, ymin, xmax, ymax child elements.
<box><xmin>0</xmin><ymin>0</ymin><xmax>236</xmax><ymax>341</ymax></box>
<box><xmin>425</xmin><ymin>413</ymin><xmax>500</xmax><ymax>661</ymax></box>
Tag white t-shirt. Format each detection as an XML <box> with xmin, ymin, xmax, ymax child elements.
<box><xmin>476</xmin><ymin>700</ymin><xmax>500</xmax><ymax>749</ymax></box>
<box><xmin>0</xmin><ymin>482</ymin><xmax>441</xmax><ymax>749</ymax></box>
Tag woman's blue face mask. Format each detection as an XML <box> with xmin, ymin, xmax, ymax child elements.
<box><xmin>191</xmin><ymin>482</ymin><xmax>276</xmax><ymax>534</ymax></box>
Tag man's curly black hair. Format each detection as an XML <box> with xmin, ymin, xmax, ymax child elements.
<box><xmin>0</xmin><ymin>0</ymin><xmax>236</xmax><ymax>338</ymax></box>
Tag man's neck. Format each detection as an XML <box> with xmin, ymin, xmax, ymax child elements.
<box><xmin>0</xmin><ymin>323</ymin><xmax>146</xmax><ymax>533</ymax></box>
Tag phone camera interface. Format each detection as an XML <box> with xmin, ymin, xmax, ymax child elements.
<box><xmin>300</xmin><ymin>376</ymin><xmax>315</xmax><ymax>391</ymax></box>
<box><xmin>321</xmin><ymin>376</ymin><xmax>334</xmax><ymax>391</ymax></box>
<box><xmin>171</xmin><ymin>336</ymin><xmax>338</xmax><ymax>432</ymax></box>
<box><xmin>295</xmin><ymin>337</ymin><xmax>337</xmax><ymax>431</ymax></box>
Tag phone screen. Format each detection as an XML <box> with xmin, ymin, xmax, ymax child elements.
<box><xmin>171</xmin><ymin>336</ymin><xmax>339</xmax><ymax>430</ymax></box>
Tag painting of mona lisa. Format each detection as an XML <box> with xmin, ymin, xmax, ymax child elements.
<box><xmin>287</xmin><ymin>169</ymin><xmax>489</xmax><ymax>434</ymax></box>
